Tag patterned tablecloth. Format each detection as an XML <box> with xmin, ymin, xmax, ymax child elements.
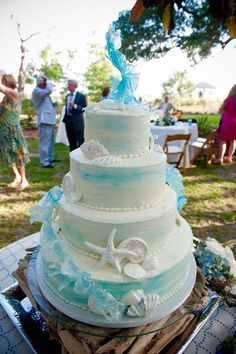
<box><xmin>0</xmin><ymin>234</ymin><xmax>235</xmax><ymax>354</ymax></box>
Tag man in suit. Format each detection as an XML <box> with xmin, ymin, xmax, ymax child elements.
<box><xmin>32</xmin><ymin>75</ymin><xmax>56</xmax><ymax>168</ymax></box>
<box><xmin>63</xmin><ymin>79</ymin><xmax>87</xmax><ymax>151</ymax></box>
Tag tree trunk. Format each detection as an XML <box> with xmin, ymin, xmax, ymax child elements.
<box><xmin>18</xmin><ymin>41</ymin><xmax>26</xmax><ymax>100</ymax></box>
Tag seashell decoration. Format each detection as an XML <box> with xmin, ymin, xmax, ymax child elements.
<box><xmin>123</xmin><ymin>263</ymin><xmax>146</xmax><ymax>279</ymax></box>
<box><xmin>62</xmin><ymin>173</ymin><xmax>82</xmax><ymax>203</ymax></box>
<box><xmin>93</xmin><ymin>155</ymin><xmax>122</xmax><ymax>165</ymax></box>
<box><xmin>121</xmin><ymin>289</ymin><xmax>144</xmax><ymax>306</ymax></box>
<box><xmin>142</xmin><ymin>256</ymin><xmax>159</xmax><ymax>272</ymax></box>
<box><xmin>80</xmin><ymin>140</ymin><xmax>109</xmax><ymax>160</ymax></box>
<box><xmin>118</xmin><ymin>237</ymin><xmax>148</xmax><ymax>263</ymax></box>
<box><xmin>88</xmin><ymin>296</ymin><xmax>109</xmax><ymax>315</ymax></box>
<box><xmin>126</xmin><ymin>293</ymin><xmax>160</xmax><ymax>317</ymax></box>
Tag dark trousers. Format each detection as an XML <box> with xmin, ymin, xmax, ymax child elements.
<box><xmin>65</xmin><ymin>119</ymin><xmax>84</xmax><ymax>152</ymax></box>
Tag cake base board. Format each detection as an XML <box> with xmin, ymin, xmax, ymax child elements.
<box><xmin>35</xmin><ymin>252</ymin><xmax>197</xmax><ymax>328</ymax></box>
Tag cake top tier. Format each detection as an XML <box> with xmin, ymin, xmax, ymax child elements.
<box><xmin>86</xmin><ymin>99</ymin><xmax>147</xmax><ymax>116</ymax></box>
<box><xmin>85</xmin><ymin>99</ymin><xmax>152</xmax><ymax>156</ymax></box>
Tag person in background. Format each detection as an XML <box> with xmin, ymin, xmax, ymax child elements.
<box><xmin>214</xmin><ymin>85</ymin><xmax>236</xmax><ymax>165</ymax></box>
<box><xmin>32</xmin><ymin>75</ymin><xmax>57</xmax><ymax>168</ymax></box>
<box><xmin>63</xmin><ymin>79</ymin><xmax>87</xmax><ymax>152</ymax></box>
<box><xmin>99</xmin><ymin>86</ymin><xmax>110</xmax><ymax>101</ymax></box>
<box><xmin>0</xmin><ymin>71</ymin><xmax>30</xmax><ymax>192</ymax></box>
<box><xmin>159</xmin><ymin>95</ymin><xmax>176</xmax><ymax>116</ymax></box>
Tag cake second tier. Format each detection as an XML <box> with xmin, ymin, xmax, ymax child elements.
<box><xmin>67</xmin><ymin>147</ymin><xmax>166</xmax><ymax>210</ymax></box>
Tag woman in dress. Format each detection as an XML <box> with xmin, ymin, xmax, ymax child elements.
<box><xmin>0</xmin><ymin>71</ymin><xmax>30</xmax><ymax>191</ymax></box>
<box><xmin>214</xmin><ymin>84</ymin><xmax>236</xmax><ymax>164</ymax></box>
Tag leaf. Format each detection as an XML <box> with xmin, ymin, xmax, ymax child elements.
<box><xmin>225</xmin><ymin>15</ymin><xmax>236</xmax><ymax>38</ymax></box>
<box><xmin>129</xmin><ymin>0</ymin><xmax>145</xmax><ymax>22</ymax></box>
<box><xmin>162</xmin><ymin>1</ymin><xmax>175</xmax><ymax>33</ymax></box>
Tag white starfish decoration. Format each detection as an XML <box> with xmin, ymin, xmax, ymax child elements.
<box><xmin>85</xmin><ymin>229</ymin><xmax>137</xmax><ymax>274</ymax></box>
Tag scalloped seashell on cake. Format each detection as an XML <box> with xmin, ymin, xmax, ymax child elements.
<box><xmin>62</xmin><ymin>173</ymin><xmax>82</xmax><ymax>203</ymax></box>
<box><xmin>126</xmin><ymin>293</ymin><xmax>160</xmax><ymax>317</ymax></box>
<box><xmin>123</xmin><ymin>263</ymin><xmax>146</xmax><ymax>279</ymax></box>
<box><xmin>121</xmin><ymin>289</ymin><xmax>144</xmax><ymax>306</ymax></box>
<box><xmin>142</xmin><ymin>256</ymin><xmax>159</xmax><ymax>272</ymax></box>
<box><xmin>80</xmin><ymin>140</ymin><xmax>109</xmax><ymax>160</ymax></box>
<box><xmin>93</xmin><ymin>155</ymin><xmax>122</xmax><ymax>165</ymax></box>
<box><xmin>118</xmin><ymin>237</ymin><xmax>148</xmax><ymax>263</ymax></box>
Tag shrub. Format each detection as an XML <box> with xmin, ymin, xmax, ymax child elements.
<box><xmin>21</xmin><ymin>98</ymin><xmax>36</xmax><ymax>120</ymax></box>
<box><xmin>197</xmin><ymin>116</ymin><xmax>218</xmax><ymax>135</ymax></box>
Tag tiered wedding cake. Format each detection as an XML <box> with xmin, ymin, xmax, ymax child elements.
<box><xmin>31</xmin><ymin>28</ymin><xmax>196</xmax><ymax>327</ymax></box>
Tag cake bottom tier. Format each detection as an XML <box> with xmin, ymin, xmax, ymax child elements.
<box><xmin>38</xmin><ymin>216</ymin><xmax>196</xmax><ymax>326</ymax></box>
<box><xmin>37</xmin><ymin>252</ymin><xmax>197</xmax><ymax>327</ymax></box>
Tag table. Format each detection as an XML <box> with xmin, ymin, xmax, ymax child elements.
<box><xmin>55</xmin><ymin>106</ymin><xmax>69</xmax><ymax>146</ymax></box>
<box><xmin>151</xmin><ymin>122</ymin><xmax>199</xmax><ymax>168</ymax></box>
<box><xmin>0</xmin><ymin>234</ymin><xmax>235</xmax><ymax>354</ymax></box>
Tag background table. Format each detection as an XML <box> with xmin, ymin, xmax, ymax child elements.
<box><xmin>151</xmin><ymin>122</ymin><xmax>199</xmax><ymax>167</ymax></box>
<box><xmin>0</xmin><ymin>234</ymin><xmax>235</xmax><ymax>354</ymax></box>
<box><xmin>55</xmin><ymin>106</ymin><xmax>69</xmax><ymax>146</ymax></box>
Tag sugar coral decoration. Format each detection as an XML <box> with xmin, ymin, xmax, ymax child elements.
<box><xmin>62</xmin><ymin>173</ymin><xmax>81</xmax><ymax>203</ymax></box>
<box><xmin>85</xmin><ymin>229</ymin><xmax>137</xmax><ymax>274</ymax></box>
<box><xmin>129</xmin><ymin>0</ymin><xmax>145</xmax><ymax>22</ymax></box>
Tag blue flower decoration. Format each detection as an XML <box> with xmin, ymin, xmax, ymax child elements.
<box><xmin>194</xmin><ymin>242</ymin><xmax>230</xmax><ymax>281</ymax></box>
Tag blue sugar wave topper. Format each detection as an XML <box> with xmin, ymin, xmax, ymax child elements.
<box><xmin>106</xmin><ymin>25</ymin><xmax>139</xmax><ymax>104</ymax></box>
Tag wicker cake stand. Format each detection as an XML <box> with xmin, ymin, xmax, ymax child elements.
<box><xmin>13</xmin><ymin>248</ymin><xmax>210</xmax><ymax>354</ymax></box>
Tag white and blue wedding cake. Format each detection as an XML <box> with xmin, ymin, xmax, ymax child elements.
<box><xmin>31</xmin><ymin>28</ymin><xmax>196</xmax><ymax>327</ymax></box>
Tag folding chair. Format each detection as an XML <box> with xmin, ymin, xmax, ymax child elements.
<box><xmin>163</xmin><ymin>133</ymin><xmax>191</xmax><ymax>172</ymax></box>
<box><xmin>190</xmin><ymin>130</ymin><xmax>217</xmax><ymax>166</ymax></box>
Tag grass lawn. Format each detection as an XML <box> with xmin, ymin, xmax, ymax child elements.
<box><xmin>0</xmin><ymin>131</ymin><xmax>235</xmax><ymax>249</ymax></box>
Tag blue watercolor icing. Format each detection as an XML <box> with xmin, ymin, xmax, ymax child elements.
<box><xmin>77</xmin><ymin>166</ymin><xmax>154</xmax><ymax>186</ymax></box>
<box><xmin>98</xmin><ymin>116</ymin><xmax>129</xmax><ymax>131</ymax></box>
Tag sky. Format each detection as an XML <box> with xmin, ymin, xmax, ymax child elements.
<box><xmin>1</xmin><ymin>0</ymin><xmax>236</xmax><ymax>100</ymax></box>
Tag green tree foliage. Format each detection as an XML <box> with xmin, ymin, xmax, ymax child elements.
<box><xmin>113</xmin><ymin>1</ymin><xmax>232</xmax><ymax>64</ymax></box>
<box><xmin>26</xmin><ymin>45</ymin><xmax>65</xmax><ymax>83</ymax></box>
<box><xmin>84</xmin><ymin>44</ymin><xmax>115</xmax><ymax>103</ymax></box>
<box><xmin>40</xmin><ymin>45</ymin><xmax>64</xmax><ymax>81</ymax></box>
<box><xmin>162</xmin><ymin>70</ymin><xmax>194</xmax><ymax>98</ymax></box>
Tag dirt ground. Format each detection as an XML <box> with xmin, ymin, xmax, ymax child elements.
<box><xmin>24</xmin><ymin>128</ymin><xmax>38</xmax><ymax>140</ymax></box>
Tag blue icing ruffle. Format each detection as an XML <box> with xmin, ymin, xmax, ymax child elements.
<box><xmin>30</xmin><ymin>187</ymin><xmax>125</xmax><ymax>321</ymax></box>
<box><xmin>166</xmin><ymin>164</ymin><xmax>187</xmax><ymax>211</ymax></box>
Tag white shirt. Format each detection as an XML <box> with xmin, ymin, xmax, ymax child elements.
<box><xmin>67</xmin><ymin>90</ymin><xmax>77</xmax><ymax>113</ymax></box>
